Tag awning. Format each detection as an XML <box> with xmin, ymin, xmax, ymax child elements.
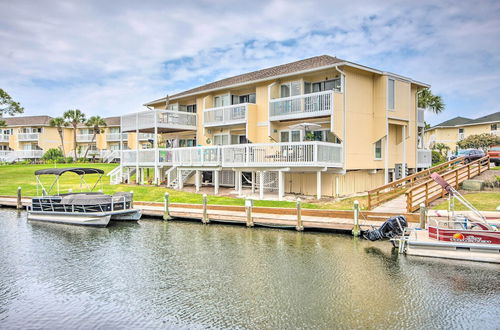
<box><xmin>34</xmin><ymin>168</ymin><xmax>105</xmax><ymax>176</ymax></box>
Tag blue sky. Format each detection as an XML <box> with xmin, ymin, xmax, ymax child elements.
<box><xmin>0</xmin><ymin>0</ymin><xmax>499</xmax><ymax>125</ymax></box>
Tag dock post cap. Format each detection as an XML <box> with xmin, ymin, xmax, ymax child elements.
<box><xmin>419</xmin><ymin>203</ymin><xmax>425</xmax><ymax>207</ymax></box>
<box><xmin>354</xmin><ymin>200</ymin><xmax>359</xmax><ymax>205</ymax></box>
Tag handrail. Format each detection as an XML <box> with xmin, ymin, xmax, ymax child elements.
<box><xmin>269</xmin><ymin>90</ymin><xmax>332</xmax><ymax>103</ymax></box>
<box><xmin>367</xmin><ymin>156</ymin><xmax>465</xmax><ymax>209</ymax></box>
<box><xmin>405</xmin><ymin>156</ymin><xmax>490</xmax><ymax>212</ymax></box>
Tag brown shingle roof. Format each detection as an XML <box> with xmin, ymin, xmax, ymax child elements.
<box><xmin>2</xmin><ymin>115</ymin><xmax>53</xmax><ymax>126</ymax></box>
<box><xmin>153</xmin><ymin>55</ymin><xmax>344</xmax><ymax>103</ymax></box>
<box><xmin>104</xmin><ymin>116</ymin><xmax>120</xmax><ymax>126</ymax></box>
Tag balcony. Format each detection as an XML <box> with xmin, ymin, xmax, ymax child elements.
<box><xmin>417</xmin><ymin>108</ymin><xmax>425</xmax><ymax>127</ymax></box>
<box><xmin>76</xmin><ymin>134</ymin><xmax>94</xmax><ymax>142</ymax></box>
<box><xmin>138</xmin><ymin>133</ymin><xmax>155</xmax><ymax>141</ymax></box>
<box><xmin>458</xmin><ymin>133</ymin><xmax>465</xmax><ymax>140</ymax></box>
<box><xmin>121</xmin><ymin>109</ymin><xmax>197</xmax><ymax>133</ymax></box>
<box><xmin>417</xmin><ymin>149</ymin><xmax>432</xmax><ymax>168</ymax></box>
<box><xmin>269</xmin><ymin>91</ymin><xmax>333</xmax><ymax>121</ymax></box>
<box><xmin>204</xmin><ymin>103</ymin><xmax>251</xmax><ymax>127</ymax></box>
<box><xmin>121</xmin><ymin>141</ymin><xmax>343</xmax><ymax>168</ymax></box>
<box><xmin>0</xmin><ymin>134</ymin><xmax>10</xmax><ymax>143</ymax></box>
<box><xmin>18</xmin><ymin>133</ymin><xmax>40</xmax><ymax>141</ymax></box>
<box><xmin>106</xmin><ymin>133</ymin><xmax>128</xmax><ymax>141</ymax></box>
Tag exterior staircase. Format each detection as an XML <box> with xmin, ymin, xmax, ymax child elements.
<box><xmin>166</xmin><ymin>167</ymin><xmax>195</xmax><ymax>188</ymax></box>
<box><xmin>103</xmin><ymin>150</ymin><xmax>120</xmax><ymax>163</ymax></box>
<box><xmin>108</xmin><ymin>166</ymin><xmax>136</xmax><ymax>185</ymax></box>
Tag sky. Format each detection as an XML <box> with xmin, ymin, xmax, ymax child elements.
<box><xmin>0</xmin><ymin>0</ymin><xmax>499</xmax><ymax>125</ymax></box>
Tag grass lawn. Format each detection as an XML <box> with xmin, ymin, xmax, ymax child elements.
<box><xmin>432</xmin><ymin>192</ymin><xmax>500</xmax><ymax>211</ymax></box>
<box><xmin>0</xmin><ymin>163</ymin><xmax>361</xmax><ymax>210</ymax></box>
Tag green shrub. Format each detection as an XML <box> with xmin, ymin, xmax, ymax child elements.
<box><xmin>432</xmin><ymin>150</ymin><xmax>445</xmax><ymax>165</ymax></box>
<box><xmin>42</xmin><ymin>148</ymin><xmax>64</xmax><ymax>161</ymax></box>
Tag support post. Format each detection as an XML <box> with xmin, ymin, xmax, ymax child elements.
<box><xmin>278</xmin><ymin>171</ymin><xmax>284</xmax><ymax>201</ymax></box>
<box><xmin>178</xmin><ymin>169</ymin><xmax>183</xmax><ymax>190</ymax></box>
<box><xmin>352</xmin><ymin>200</ymin><xmax>360</xmax><ymax>237</ymax></box>
<box><xmin>296</xmin><ymin>198</ymin><xmax>304</xmax><ymax>231</ymax></box>
<box><xmin>316</xmin><ymin>171</ymin><xmax>322</xmax><ymax>200</ymax></box>
<box><xmin>245</xmin><ymin>198</ymin><xmax>254</xmax><ymax>227</ymax></box>
<box><xmin>195</xmin><ymin>170</ymin><xmax>201</xmax><ymax>193</ymax></box>
<box><xmin>214</xmin><ymin>170</ymin><xmax>220</xmax><ymax>195</ymax></box>
<box><xmin>130</xmin><ymin>191</ymin><xmax>134</xmax><ymax>208</ymax></box>
<box><xmin>202</xmin><ymin>194</ymin><xmax>209</xmax><ymax>224</ymax></box>
<box><xmin>251</xmin><ymin>172</ymin><xmax>256</xmax><ymax>193</ymax></box>
<box><xmin>259</xmin><ymin>171</ymin><xmax>264</xmax><ymax>200</ymax></box>
<box><xmin>163</xmin><ymin>192</ymin><xmax>172</xmax><ymax>220</ymax></box>
<box><xmin>238</xmin><ymin>170</ymin><xmax>242</xmax><ymax>197</ymax></box>
<box><xmin>16</xmin><ymin>186</ymin><xmax>22</xmax><ymax>209</ymax></box>
<box><xmin>419</xmin><ymin>203</ymin><xmax>427</xmax><ymax>229</ymax></box>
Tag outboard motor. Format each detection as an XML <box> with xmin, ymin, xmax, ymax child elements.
<box><xmin>364</xmin><ymin>216</ymin><xmax>407</xmax><ymax>241</ymax></box>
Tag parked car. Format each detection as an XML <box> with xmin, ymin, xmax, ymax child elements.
<box><xmin>488</xmin><ymin>145</ymin><xmax>500</xmax><ymax>166</ymax></box>
<box><xmin>450</xmin><ymin>149</ymin><xmax>485</xmax><ymax>163</ymax></box>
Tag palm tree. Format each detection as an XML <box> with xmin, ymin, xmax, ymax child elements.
<box><xmin>433</xmin><ymin>143</ymin><xmax>450</xmax><ymax>157</ymax></box>
<box><xmin>63</xmin><ymin>109</ymin><xmax>86</xmax><ymax>160</ymax></box>
<box><xmin>418</xmin><ymin>89</ymin><xmax>445</xmax><ymax>114</ymax></box>
<box><xmin>83</xmin><ymin>116</ymin><xmax>107</xmax><ymax>159</ymax></box>
<box><xmin>49</xmin><ymin>117</ymin><xmax>68</xmax><ymax>156</ymax></box>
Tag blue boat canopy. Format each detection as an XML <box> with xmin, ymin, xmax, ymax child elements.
<box><xmin>34</xmin><ymin>168</ymin><xmax>105</xmax><ymax>176</ymax></box>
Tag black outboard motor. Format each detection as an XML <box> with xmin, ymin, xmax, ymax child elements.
<box><xmin>364</xmin><ymin>216</ymin><xmax>407</xmax><ymax>241</ymax></box>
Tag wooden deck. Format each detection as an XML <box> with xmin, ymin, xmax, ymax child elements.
<box><xmin>0</xmin><ymin>195</ymin><xmax>421</xmax><ymax>233</ymax></box>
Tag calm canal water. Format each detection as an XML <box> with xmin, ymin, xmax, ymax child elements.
<box><xmin>0</xmin><ymin>208</ymin><xmax>499</xmax><ymax>329</ymax></box>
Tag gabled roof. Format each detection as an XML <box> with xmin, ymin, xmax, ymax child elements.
<box><xmin>145</xmin><ymin>55</ymin><xmax>430</xmax><ymax>105</ymax></box>
<box><xmin>462</xmin><ymin>111</ymin><xmax>500</xmax><ymax>126</ymax></box>
<box><xmin>1</xmin><ymin>115</ymin><xmax>53</xmax><ymax>126</ymax></box>
<box><xmin>430</xmin><ymin>116</ymin><xmax>472</xmax><ymax>129</ymax></box>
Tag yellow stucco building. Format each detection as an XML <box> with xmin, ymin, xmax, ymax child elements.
<box><xmin>425</xmin><ymin>111</ymin><xmax>500</xmax><ymax>152</ymax></box>
<box><xmin>115</xmin><ymin>55</ymin><xmax>432</xmax><ymax>199</ymax></box>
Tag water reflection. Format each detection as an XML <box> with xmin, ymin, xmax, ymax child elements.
<box><xmin>0</xmin><ymin>209</ymin><xmax>498</xmax><ymax>329</ymax></box>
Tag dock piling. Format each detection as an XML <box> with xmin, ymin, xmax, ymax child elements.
<box><xmin>16</xmin><ymin>187</ymin><xmax>22</xmax><ymax>209</ymax></box>
<box><xmin>202</xmin><ymin>194</ymin><xmax>210</xmax><ymax>224</ymax></box>
<box><xmin>419</xmin><ymin>203</ymin><xmax>427</xmax><ymax>229</ymax></box>
<box><xmin>245</xmin><ymin>198</ymin><xmax>254</xmax><ymax>227</ymax></box>
<box><xmin>352</xmin><ymin>200</ymin><xmax>361</xmax><ymax>237</ymax></box>
<box><xmin>296</xmin><ymin>198</ymin><xmax>304</xmax><ymax>231</ymax></box>
<box><xmin>163</xmin><ymin>192</ymin><xmax>172</xmax><ymax>220</ymax></box>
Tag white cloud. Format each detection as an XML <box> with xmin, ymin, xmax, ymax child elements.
<box><xmin>0</xmin><ymin>0</ymin><xmax>499</xmax><ymax>124</ymax></box>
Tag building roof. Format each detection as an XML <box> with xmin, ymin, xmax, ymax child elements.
<box><xmin>429</xmin><ymin>111</ymin><xmax>500</xmax><ymax>130</ymax></box>
<box><xmin>2</xmin><ymin>115</ymin><xmax>53</xmax><ymax>126</ymax></box>
<box><xmin>462</xmin><ymin>111</ymin><xmax>500</xmax><ymax>126</ymax></box>
<box><xmin>104</xmin><ymin>116</ymin><xmax>120</xmax><ymax>126</ymax></box>
<box><xmin>145</xmin><ymin>55</ymin><xmax>430</xmax><ymax>105</ymax></box>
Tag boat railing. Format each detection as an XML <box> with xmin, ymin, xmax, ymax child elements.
<box><xmin>30</xmin><ymin>194</ymin><xmax>130</xmax><ymax>213</ymax></box>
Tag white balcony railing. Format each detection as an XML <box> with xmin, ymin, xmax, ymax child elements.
<box><xmin>121</xmin><ymin>109</ymin><xmax>197</xmax><ymax>132</ymax></box>
<box><xmin>138</xmin><ymin>133</ymin><xmax>155</xmax><ymax>141</ymax></box>
<box><xmin>106</xmin><ymin>133</ymin><xmax>128</xmax><ymax>141</ymax></box>
<box><xmin>0</xmin><ymin>150</ymin><xmax>44</xmax><ymax>160</ymax></box>
<box><xmin>204</xmin><ymin>104</ymin><xmax>248</xmax><ymax>127</ymax></box>
<box><xmin>76</xmin><ymin>134</ymin><xmax>95</xmax><ymax>142</ymax></box>
<box><xmin>458</xmin><ymin>133</ymin><xmax>465</xmax><ymax>140</ymax></box>
<box><xmin>121</xmin><ymin>142</ymin><xmax>343</xmax><ymax>168</ymax></box>
<box><xmin>269</xmin><ymin>91</ymin><xmax>333</xmax><ymax>121</ymax></box>
<box><xmin>417</xmin><ymin>149</ymin><xmax>432</xmax><ymax>168</ymax></box>
<box><xmin>0</xmin><ymin>134</ymin><xmax>10</xmax><ymax>142</ymax></box>
<box><xmin>417</xmin><ymin>108</ymin><xmax>425</xmax><ymax>127</ymax></box>
<box><xmin>17</xmin><ymin>133</ymin><xmax>40</xmax><ymax>141</ymax></box>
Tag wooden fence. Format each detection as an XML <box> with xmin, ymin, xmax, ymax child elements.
<box><xmin>405</xmin><ymin>156</ymin><xmax>490</xmax><ymax>212</ymax></box>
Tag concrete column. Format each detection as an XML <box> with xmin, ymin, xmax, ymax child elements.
<box><xmin>316</xmin><ymin>171</ymin><xmax>322</xmax><ymax>200</ymax></box>
<box><xmin>141</xmin><ymin>168</ymin><xmax>145</xmax><ymax>185</ymax></box>
<box><xmin>259</xmin><ymin>171</ymin><xmax>264</xmax><ymax>200</ymax></box>
<box><xmin>251</xmin><ymin>172</ymin><xmax>256</xmax><ymax>193</ymax></box>
<box><xmin>214</xmin><ymin>170</ymin><xmax>220</xmax><ymax>195</ymax></box>
<box><xmin>195</xmin><ymin>170</ymin><xmax>201</xmax><ymax>192</ymax></box>
<box><xmin>178</xmin><ymin>169</ymin><xmax>183</xmax><ymax>189</ymax></box>
<box><xmin>278</xmin><ymin>171</ymin><xmax>284</xmax><ymax>201</ymax></box>
<box><xmin>238</xmin><ymin>170</ymin><xmax>243</xmax><ymax>196</ymax></box>
<box><xmin>154</xmin><ymin>110</ymin><xmax>159</xmax><ymax>184</ymax></box>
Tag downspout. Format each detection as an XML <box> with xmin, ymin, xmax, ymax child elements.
<box><xmin>334</xmin><ymin>66</ymin><xmax>347</xmax><ymax>174</ymax></box>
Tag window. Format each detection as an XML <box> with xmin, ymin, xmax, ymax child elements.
<box><xmin>458</xmin><ymin>128</ymin><xmax>464</xmax><ymax>133</ymax></box>
<box><xmin>280</xmin><ymin>81</ymin><xmax>301</xmax><ymax>98</ymax></box>
<box><xmin>214</xmin><ymin>134</ymin><xmax>229</xmax><ymax>145</ymax></box>
<box><xmin>491</xmin><ymin>124</ymin><xmax>498</xmax><ymax>131</ymax></box>
<box><xmin>387</xmin><ymin>78</ymin><xmax>395</xmax><ymax>110</ymax></box>
<box><xmin>280</xmin><ymin>130</ymin><xmax>302</xmax><ymax>142</ymax></box>
<box><xmin>374</xmin><ymin>139</ymin><xmax>382</xmax><ymax>159</ymax></box>
<box><xmin>238</xmin><ymin>94</ymin><xmax>256</xmax><ymax>104</ymax></box>
<box><xmin>280</xmin><ymin>84</ymin><xmax>290</xmax><ymax>98</ymax></box>
<box><xmin>214</xmin><ymin>95</ymin><xmax>230</xmax><ymax>107</ymax></box>
<box><xmin>186</xmin><ymin>104</ymin><xmax>197</xmax><ymax>113</ymax></box>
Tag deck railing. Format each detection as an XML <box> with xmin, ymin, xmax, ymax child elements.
<box><xmin>121</xmin><ymin>142</ymin><xmax>343</xmax><ymax>168</ymax></box>
<box><xmin>138</xmin><ymin>133</ymin><xmax>155</xmax><ymax>141</ymax></box>
<box><xmin>106</xmin><ymin>133</ymin><xmax>128</xmax><ymax>141</ymax></box>
<box><xmin>17</xmin><ymin>133</ymin><xmax>40</xmax><ymax>141</ymax></box>
<box><xmin>76</xmin><ymin>134</ymin><xmax>94</xmax><ymax>142</ymax></box>
<box><xmin>269</xmin><ymin>91</ymin><xmax>333</xmax><ymax>121</ymax></box>
<box><xmin>204</xmin><ymin>103</ymin><xmax>248</xmax><ymax>127</ymax></box>
<box><xmin>0</xmin><ymin>134</ymin><xmax>10</xmax><ymax>142</ymax></box>
<box><xmin>121</xmin><ymin>109</ymin><xmax>197</xmax><ymax>132</ymax></box>
<box><xmin>406</xmin><ymin>156</ymin><xmax>490</xmax><ymax>212</ymax></box>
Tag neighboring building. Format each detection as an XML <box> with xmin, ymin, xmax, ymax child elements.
<box><xmin>116</xmin><ymin>55</ymin><xmax>432</xmax><ymax>199</ymax></box>
<box><xmin>425</xmin><ymin>111</ymin><xmax>500</xmax><ymax>151</ymax></box>
<box><xmin>0</xmin><ymin>115</ymin><xmax>74</xmax><ymax>162</ymax></box>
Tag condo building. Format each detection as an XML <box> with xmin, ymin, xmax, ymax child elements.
<box><xmin>113</xmin><ymin>55</ymin><xmax>432</xmax><ymax>199</ymax></box>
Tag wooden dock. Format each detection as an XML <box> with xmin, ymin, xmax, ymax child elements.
<box><xmin>0</xmin><ymin>195</ymin><xmax>422</xmax><ymax>233</ymax></box>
